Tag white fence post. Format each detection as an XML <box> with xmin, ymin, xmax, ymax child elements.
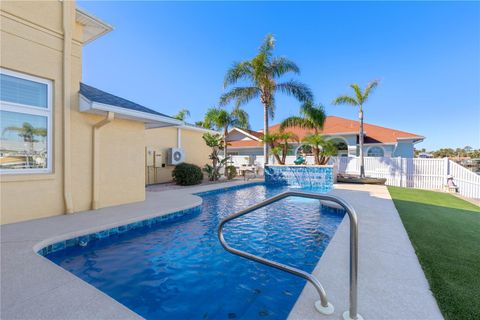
<box><xmin>443</xmin><ymin>157</ymin><xmax>449</xmax><ymax>184</ymax></box>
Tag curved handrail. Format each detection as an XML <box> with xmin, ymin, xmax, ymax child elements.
<box><xmin>217</xmin><ymin>191</ymin><xmax>360</xmax><ymax>320</ymax></box>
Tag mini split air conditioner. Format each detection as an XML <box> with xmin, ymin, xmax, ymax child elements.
<box><xmin>167</xmin><ymin>148</ymin><xmax>185</xmax><ymax>165</ymax></box>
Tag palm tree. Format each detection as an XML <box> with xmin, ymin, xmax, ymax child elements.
<box><xmin>2</xmin><ymin>122</ymin><xmax>47</xmax><ymax>168</ymax></box>
<box><xmin>261</xmin><ymin>131</ymin><xmax>299</xmax><ymax>165</ymax></box>
<box><xmin>332</xmin><ymin>80</ymin><xmax>379</xmax><ymax>178</ymax></box>
<box><xmin>202</xmin><ymin>107</ymin><xmax>249</xmax><ymax>166</ymax></box>
<box><xmin>280</xmin><ymin>101</ymin><xmax>327</xmax><ymax>134</ymax></box>
<box><xmin>302</xmin><ymin>134</ymin><xmax>337</xmax><ymax>165</ymax></box>
<box><xmin>174</xmin><ymin>108</ymin><xmax>190</xmax><ymax>121</ymax></box>
<box><xmin>2</xmin><ymin>122</ymin><xmax>47</xmax><ymax>153</ymax></box>
<box><xmin>220</xmin><ymin>34</ymin><xmax>313</xmax><ymax>165</ymax></box>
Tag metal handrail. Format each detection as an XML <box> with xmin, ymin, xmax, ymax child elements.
<box><xmin>217</xmin><ymin>191</ymin><xmax>361</xmax><ymax>320</ymax></box>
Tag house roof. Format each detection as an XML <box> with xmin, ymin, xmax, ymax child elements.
<box><xmin>79</xmin><ymin>83</ymin><xmax>182</xmax><ymax>128</ymax></box>
<box><xmin>228</xmin><ymin>116</ymin><xmax>423</xmax><ymax>148</ymax></box>
<box><xmin>227</xmin><ymin>127</ymin><xmax>263</xmax><ymax>141</ymax></box>
<box><xmin>80</xmin><ymin>83</ymin><xmax>175</xmax><ymax>118</ymax></box>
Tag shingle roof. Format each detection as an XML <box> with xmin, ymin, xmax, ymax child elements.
<box><xmin>80</xmin><ymin>83</ymin><xmax>174</xmax><ymax>119</ymax></box>
<box><xmin>228</xmin><ymin>116</ymin><xmax>423</xmax><ymax>147</ymax></box>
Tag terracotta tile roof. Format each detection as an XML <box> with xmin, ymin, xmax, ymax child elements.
<box><xmin>228</xmin><ymin>116</ymin><xmax>423</xmax><ymax>148</ymax></box>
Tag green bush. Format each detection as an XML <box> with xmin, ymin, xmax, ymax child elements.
<box><xmin>227</xmin><ymin>165</ymin><xmax>237</xmax><ymax>180</ymax></box>
<box><xmin>172</xmin><ymin>163</ymin><xmax>203</xmax><ymax>186</ymax></box>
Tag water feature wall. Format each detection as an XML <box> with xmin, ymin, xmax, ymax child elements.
<box><xmin>264</xmin><ymin>165</ymin><xmax>334</xmax><ymax>190</ymax></box>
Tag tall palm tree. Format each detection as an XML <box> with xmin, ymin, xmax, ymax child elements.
<box><xmin>220</xmin><ymin>34</ymin><xmax>313</xmax><ymax>165</ymax></box>
<box><xmin>280</xmin><ymin>101</ymin><xmax>327</xmax><ymax>134</ymax></box>
<box><xmin>202</xmin><ymin>107</ymin><xmax>250</xmax><ymax>164</ymax></box>
<box><xmin>332</xmin><ymin>80</ymin><xmax>379</xmax><ymax>178</ymax></box>
<box><xmin>174</xmin><ymin>108</ymin><xmax>190</xmax><ymax>121</ymax></box>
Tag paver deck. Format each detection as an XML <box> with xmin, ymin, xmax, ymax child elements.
<box><xmin>1</xmin><ymin>182</ymin><xmax>442</xmax><ymax>319</ymax></box>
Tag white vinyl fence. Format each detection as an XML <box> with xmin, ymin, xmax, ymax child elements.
<box><xmin>329</xmin><ymin>156</ymin><xmax>480</xmax><ymax>199</ymax></box>
<box><xmin>229</xmin><ymin>155</ymin><xmax>480</xmax><ymax>199</ymax></box>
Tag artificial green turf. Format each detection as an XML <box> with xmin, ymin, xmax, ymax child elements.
<box><xmin>388</xmin><ymin>186</ymin><xmax>480</xmax><ymax>320</ymax></box>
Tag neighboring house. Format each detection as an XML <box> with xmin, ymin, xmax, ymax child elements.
<box><xmin>227</xmin><ymin>116</ymin><xmax>424</xmax><ymax>160</ymax></box>
<box><xmin>418</xmin><ymin>153</ymin><xmax>434</xmax><ymax>158</ymax></box>
<box><xmin>0</xmin><ymin>1</ymin><xmax>213</xmax><ymax>224</ymax></box>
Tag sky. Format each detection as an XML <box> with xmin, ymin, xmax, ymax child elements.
<box><xmin>78</xmin><ymin>1</ymin><xmax>479</xmax><ymax>150</ymax></box>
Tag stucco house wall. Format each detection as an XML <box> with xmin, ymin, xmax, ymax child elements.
<box><xmin>145</xmin><ymin>126</ymin><xmax>212</xmax><ymax>184</ymax></box>
<box><xmin>1</xmin><ymin>1</ymin><xmax>77</xmax><ymax>223</ymax></box>
<box><xmin>0</xmin><ymin>1</ymin><xmax>146</xmax><ymax>224</ymax></box>
<box><xmin>393</xmin><ymin>141</ymin><xmax>415</xmax><ymax>158</ymax></box>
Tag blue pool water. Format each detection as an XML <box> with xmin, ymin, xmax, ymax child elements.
<box><xmin>45</xmin><ymin>184</ymin><xmax>344</xmax><ymax>319</ymax></box>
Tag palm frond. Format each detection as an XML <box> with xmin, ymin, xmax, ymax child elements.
<box><xmin>302</xmin><ymin>133</ymin><xmax>326</xmax><ymax>146</ymax></box>
<box><xmin>174</xmin><ymin>108</ymin><xmax>190</xmax><ymax>121</ymax></box>
<box><xmin>332</xmin><ymin>95</ymin><xmax>358</xmax><ymax>106</ymax></box>
<box><xmin>280</xmin><ymin>116</ymin><xmax>314</xmax><ymax>131</ymax></box>
<box><xmin>279</xmin><ymin>131</ymin><xmax>299</xmax><ymax>142</ymax></box>
<box><xmin>260</xmin><ymin>34</ymin><xmax>275</xmax><ymax>56</ymax></box>
<box><xmin>303</xmin><ymin>102</ymin><xmax>326</xmax><ymax>130</ymax></box>
<box><xmin>363</xmin><ymin>80</ymin><xmax>379</xmax><ymax>102</ymax></box>
<box><xmin>231</xmin><ymin>108</ymin><xmax>250</xmax><ymax>129</ymax></box>
<box><xmin>267</xmin><ymin>95</ymin><xmax>276</xmax><ymax>120</ymax></box>
<box><xmin>350</xmin><ymin>84</ymin><xmax>363</xmax><ymax>104</ymax></box>
<box><xmin>203</xmin><ymin>107</ymin><xmax>222</xmax><ymax>130</ymax></box>
<box><xmin>269</xmin><ymin>57</ymin><xmax>300</xmax><ymax>77</ymax></box>
<box><xmin>219</xmin><ymin>86</ymin><xmax>260</xmax><ymax>107</ymax></box>
<box><xmin>223</xmin><ymin>61</ymin><xmax>253</xmax><ymax>88</ymax></box>
<box><xmin>275</xmin><ymin>80</ymin><xmax>313</xmax><ymax>102</ymax></box>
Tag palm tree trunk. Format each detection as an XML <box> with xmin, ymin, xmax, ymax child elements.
<box><xmin>359</xmin><ymin>106</ymin><xmax>365</xmax><ymax>178</ymax></box>
<box><xmin>315</xmin><ymin>147</ymin><xmax>320</xmax><ymax>165</ymax></box>
<box><xmin>263</xmin><ymin>104</ymin><xmax>269</xmax><ymax>166</ymax></box>
<box><xmin>224</xmin><ymin>126</ymin><xmax>228</xmax><ymax>177</ymax></box>
<box><xmin>274</xmin><ymin>153</ymin><xmax>282</xmax><ymax>164</ymax></box>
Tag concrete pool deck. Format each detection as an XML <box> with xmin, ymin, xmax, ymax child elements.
<box><xmin>289</xmin><ymin>184</ymin><xmax>443</xmax><ymax>320</ymax></box>
<box><xmin>0</xmin><ymin>182</ymin><xmax>442</xmax><ymax>319</ymax></box>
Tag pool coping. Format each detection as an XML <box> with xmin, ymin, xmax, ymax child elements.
<box><xmin>0</xmin><ymin>179</ymin><xmax>259</xmax><ymax>320</ymax></box>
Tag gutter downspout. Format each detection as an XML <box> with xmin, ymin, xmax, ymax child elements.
<box><xmin>62</xmin><ymin>0</ymin><xmax>74</xmax><ymax>214</ymax></box>
<box><xmin>177</xmin><ymin>127</ymin><xmax>181</xmax><ymax>148</ymax></box>
<box><xmin>92</xmin><ymin>112</ymin><xmax>114</xmax><ymax>210</ymax></box>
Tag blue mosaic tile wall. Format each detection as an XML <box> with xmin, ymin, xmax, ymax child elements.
<box><xmin>194</xmin><ymin>182</ymin><xmax>263</xmax><ymax>197</ymax></box>
<box><xmin>37</xmin><ymin>206</ymin><xmax>202</xmax><ymax>256</ymax></box>
<box><xmin>264</xmin><ymin>165</ymin><xmax>334</xmax><ymax>190</ymax></box>
<box><xmin>38</xmin><ymin>183</ymin><xmax>263</xmax><ymax>257</ymax></box>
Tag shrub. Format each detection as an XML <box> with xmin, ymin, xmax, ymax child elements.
<box><xmin>227</xmin><ymin>165</ymin><xmax>237</xmax><ymax>180</ymax></box>
<box><xmin>172</xmin><ymin>163</ymin><xmax>203</xmax><ymax>186</ymax></box>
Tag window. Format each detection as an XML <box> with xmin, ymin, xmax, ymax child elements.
<box><xmin>367</xmin><ymin>146</ymin><xmax>384</xmax><ymax>157</ymax></box>
<box><xmin>0</xmin><ymin>69</ymin><xmax>52</xmax><ymax>174</ymax></box>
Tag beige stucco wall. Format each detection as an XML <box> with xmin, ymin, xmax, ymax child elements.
<box><xmin>0</xmin><ymin>1</ymin><xmax>145</xmax><ymax>224</ymax></box>
<box><xmin>145</xmin><ymin>127</ymin><xmax>211</xmax><ymax>184</ymax></box>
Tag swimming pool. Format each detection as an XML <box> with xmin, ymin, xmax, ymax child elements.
<box><xmin>44</xmin><ymin>183</ymin><xmax>344</xmax><ymax>319</ymax></box>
